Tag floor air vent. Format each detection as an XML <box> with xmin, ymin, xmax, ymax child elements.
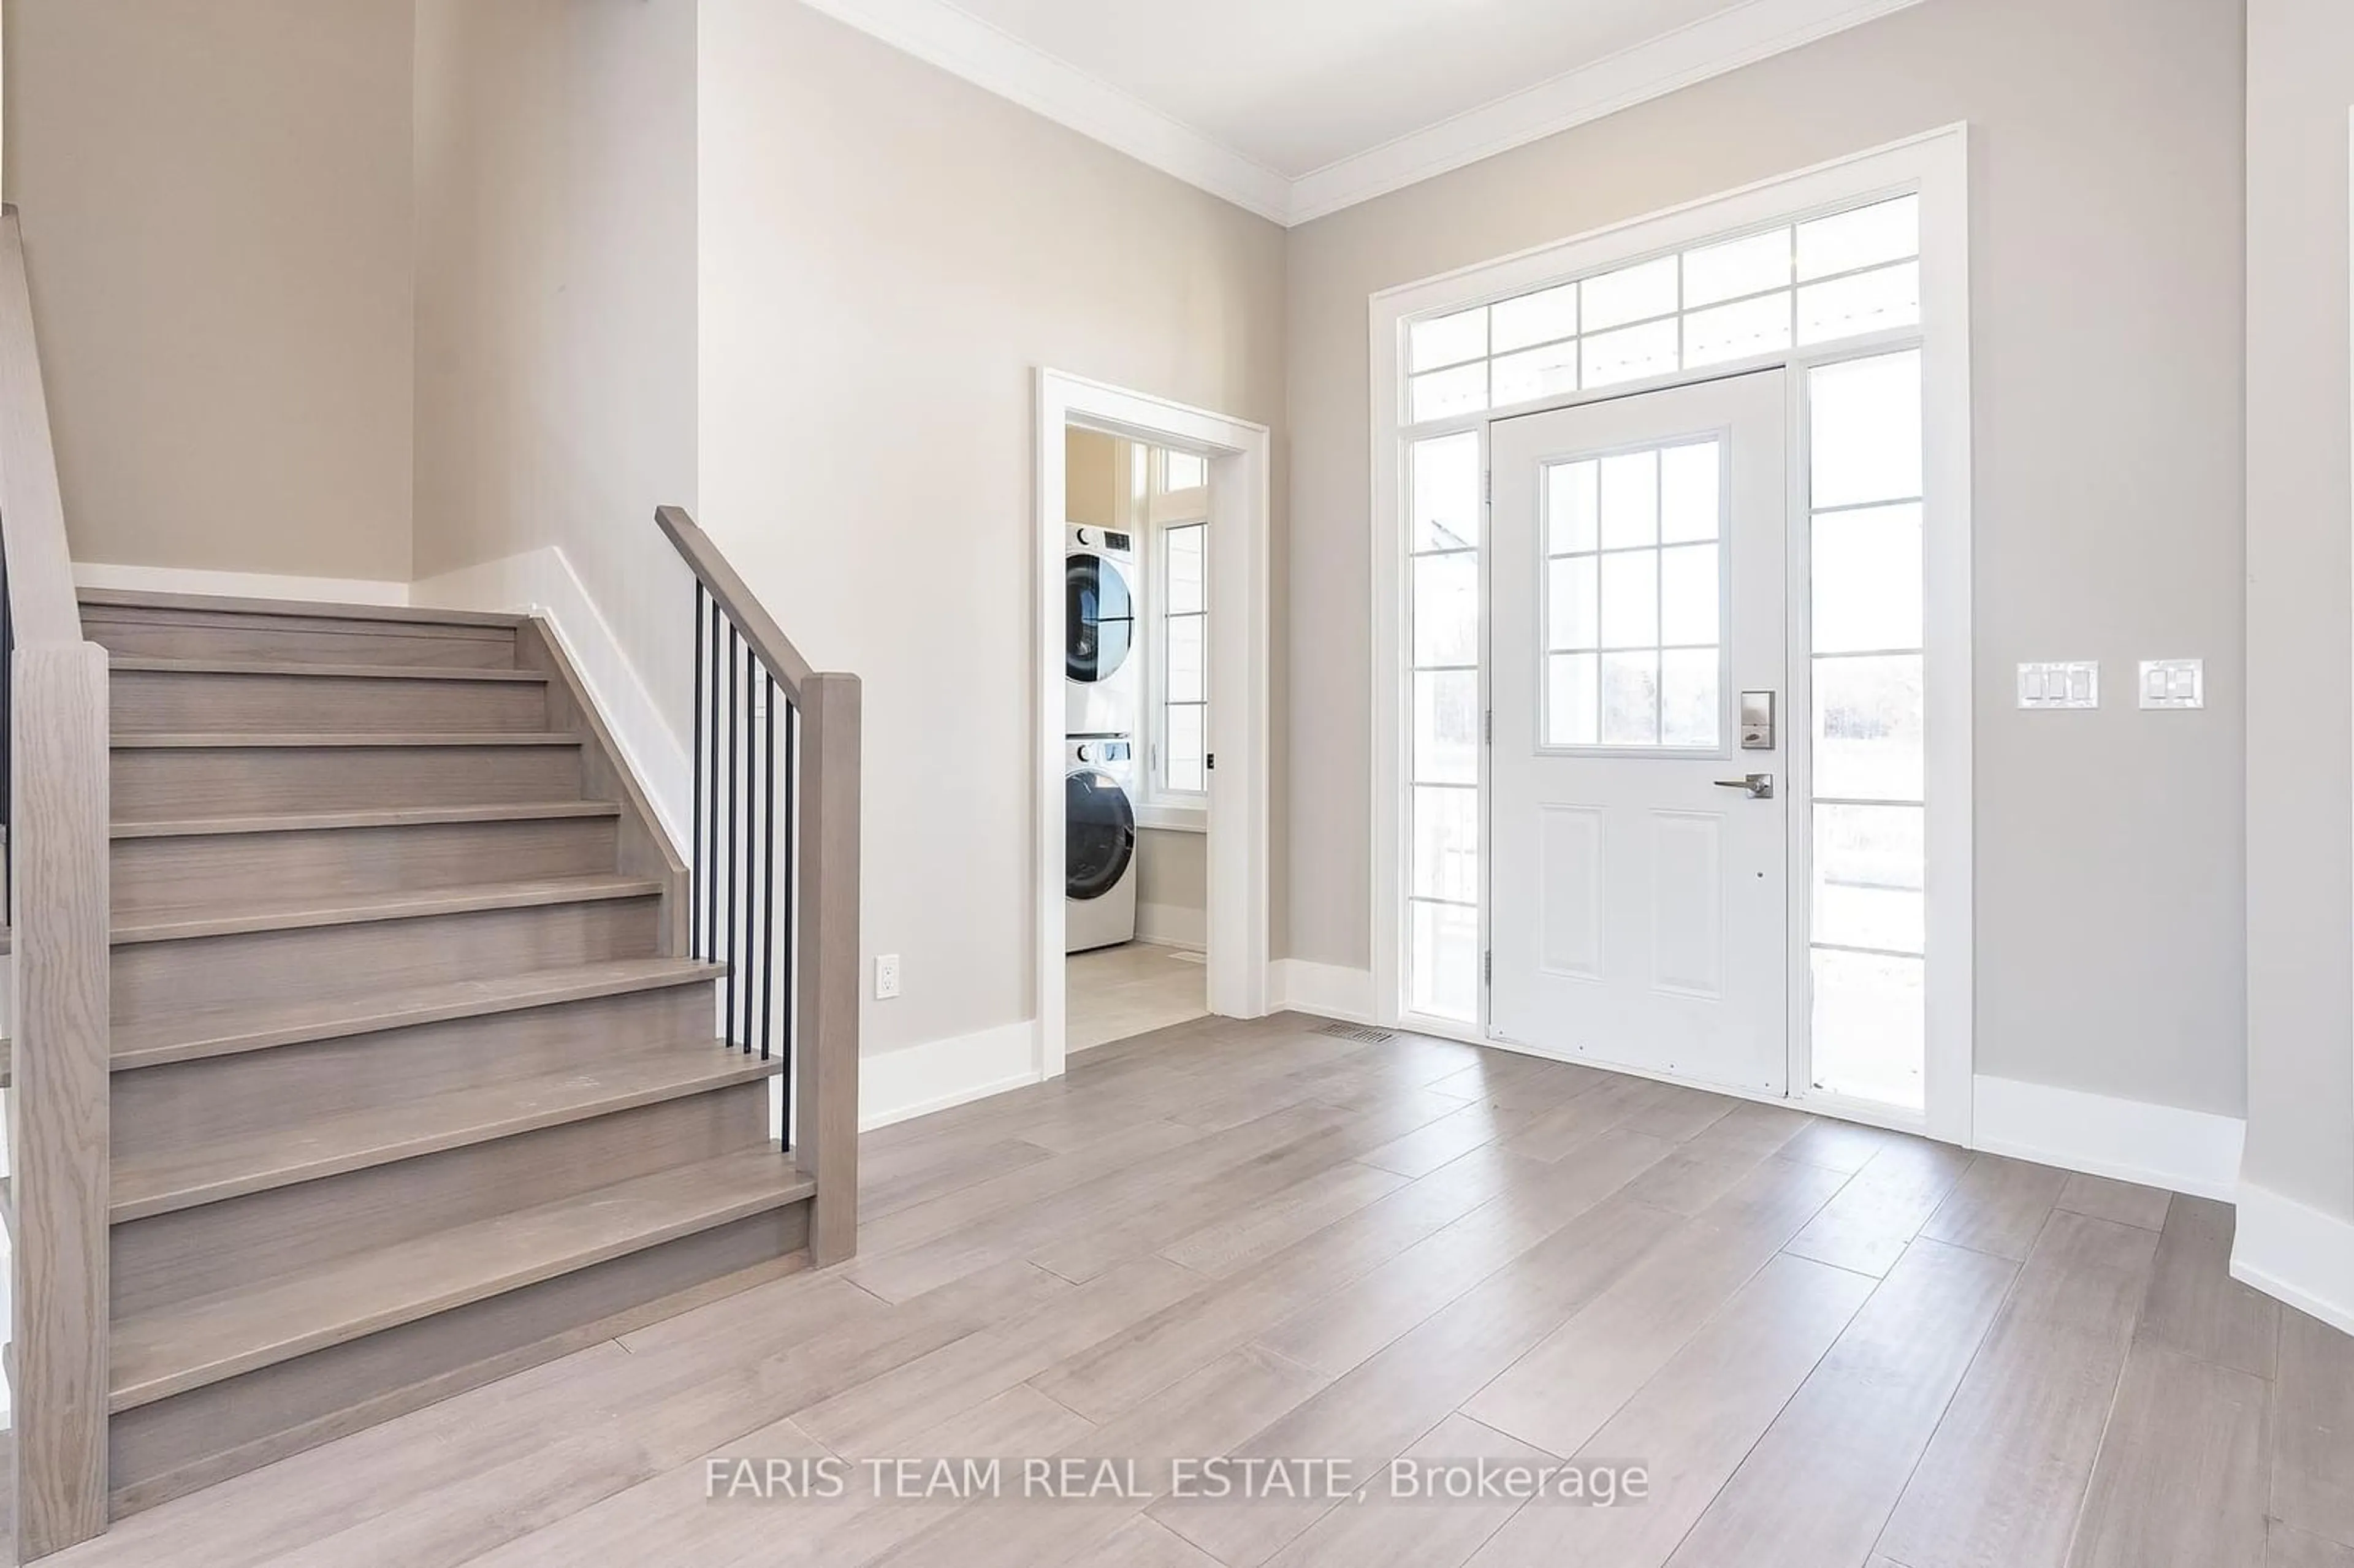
<box><xmin>1314</xmin><ymin>1021</ymin><xmax>1394</xmax><ymax>1044</ymax></box>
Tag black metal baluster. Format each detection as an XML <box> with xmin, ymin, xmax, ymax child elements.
<box><xmin>760</xmin><ymin>672</ymin><xmax>776</xmax><ymax>1063</ymax></box>
<box><xmin>706</xmin><ymin>595</ymin><xmax>721</xmax><ymax>978</ymax></box>
<box><xmin>741</xmin><ymin>639</ymin><xmax>757</xmax><ymax>1055</ymax></box>
<box><xmin>725</xmin><ymin>626</ymin><xmax>739</xmax><ymax>1048</ymax></box>
<box><xmin>741</xmin><ymin>640</ymin><xmax>757</xmax><ymax>1052</ymax></box>
<box><xmin>691</xmin><ymin>582</ymin><xmax>704</xmax><ymax>961</ymax></box>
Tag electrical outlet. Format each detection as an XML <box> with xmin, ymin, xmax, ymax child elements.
<box><xmin>874</xmin><ymin>954</ymin><xmax>901</xmax><ymax>1000</ymax></box>
<box><xmin>2138</xmin><ymin>658</ymin><xmax>2204</xmax><ymax>710</ymax></box>
<box><xmin>2017</xmin><ymin>661</ymin><xmax>2099</xmax><ymax>710</ymax></box>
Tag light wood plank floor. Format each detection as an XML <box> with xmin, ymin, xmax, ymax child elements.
<box><xmin>39</xmin><ymin>1012</ymin><xmax>2354</xmax><ymax>1568</ymax></box>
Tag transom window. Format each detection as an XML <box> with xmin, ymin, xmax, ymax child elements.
<box><xmin>1407</xmin><ymin>194</ymin><xmax>1920</xmax><ymax>424</ymax></box>
<box><xmin>1541</xmin><ymin>438</ymin><xmax>1724</xmax><ymax>749</ymax></box>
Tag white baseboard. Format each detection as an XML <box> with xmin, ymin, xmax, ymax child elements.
<box><xmin>859</xmin><ymin>1019</ymin><xmax>1044</xmax><ymax>1132</ymax></box>
<box><xmin>2233</xmin><ymin>1181</ymin><xmax>2354</xmax><ymax>1338</ymax></box>
<box><xmin>74</xmin><ymin>561</ymin><xmax>410</xmax><ymax>606</ymax></box>
<box><xmin>1970</xmin><ymin>1075</ymin><xmax>2244</xmax><ymax>1201</ymax></box>
<box><xmin>1135</xmin><ymin>902</ymin><xmax>1207</xmax><ymax>951</ymax></box>
<box><xmin>1268</xmin><ymin>959</ymin><xmax>1377</xmax><ymax>1025</ymax></box>
<box><xmin>411</xmin><ymin>546</ymin><xmax>690</xmax><ymax>848</ymax></box>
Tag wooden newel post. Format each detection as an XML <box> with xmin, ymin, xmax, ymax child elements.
<box><xmin>10</xmin><ymin>642</ymin><xmax>113</xmax><ymax>1558</ymax></box>
<box><xmin>794</xmin><ymin>671</ymin><xmax>861</xmax><ymax>1266</ymax></box>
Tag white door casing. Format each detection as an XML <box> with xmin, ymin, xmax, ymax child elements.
<box><xmin>1489</xmin><ymin>370</ymin><xmax>1790</xmax><ymax>1094</ymax></box>
<box><xmin>1035</xmin><ymin>370</ymin><xmax>1273</xmax><ymax>1082</ymax></box>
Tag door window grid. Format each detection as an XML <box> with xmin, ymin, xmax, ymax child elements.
<box><xmin>1407</xmin><ymin>430</ymin><xmax>1483</xmax><ymax>1022</ymax></box>
<box><xmin>1541</xmin><ymin>441</ymin><xmax>1724</xmax><ymax>750</ymax></box>
<box><xmin>1407</xmin><ymin>195</ymin><xmax>1920</xmax><ymax>426</ymax></box>
<box><xmin>1807</xmin><ymin>349</ymin><xmax>1926</xmax><ymax>1110</ymax></box>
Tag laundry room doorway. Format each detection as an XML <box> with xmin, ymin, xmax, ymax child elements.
<box><xmin>1035</xmin><ymin>372</ymin><xmax>1271</xmax><ymax>1081</ymax></box>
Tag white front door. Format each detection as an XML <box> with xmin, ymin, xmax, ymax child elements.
<box><xmin>1489</xmin><ymin>371</ymin><xmax>1790</xmax><ymax>1095</ymax></box>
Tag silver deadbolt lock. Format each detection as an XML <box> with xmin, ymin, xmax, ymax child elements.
<box><xmin>1739</xmin><ymin>691</ymin><xmax>1776</xmax><ymax>751</ymax></box>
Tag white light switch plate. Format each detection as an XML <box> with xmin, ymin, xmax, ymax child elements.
<box><xmin>2138</xmin><ymin>658</ymin><xmax>2203</xmax><ymax>710</ymax></box>
<box><xmin>2017</xmin><ymin>661</ymin><xmax>2099</xmax><ymax>710</ymax></box>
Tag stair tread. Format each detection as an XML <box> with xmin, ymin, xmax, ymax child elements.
<box><xmin>113</xmin><ymin>1043</ymin><xmax>783</xmax><ymax>1222</ymax></box>
<box><xmin>112</xmin><ymin>873</ymin><xmax>663</xmax><ymax>945</ymax></box>
<box><xmin>112</xmin><ymin>1148</ymin><xmax>815</xmax><ymax>1411</ymax></box>
<box><xmin>107</xmin><ymin>657</ymin><xmax>549</xmax><ymax>683</ymax></box>
<box><xmin>113</xmin><ymin>731</ymin><xmax>582</xmax><ymax>748</ymax></box>
<box><xmin>113</xmin><ymin>801</ymin><xmax>622</xmax><ymax>839</ymax></box>
<box><xmin>110</xmin><ymin>957</ymin><xmax>725</xmax><ymax>1069</ymax></box>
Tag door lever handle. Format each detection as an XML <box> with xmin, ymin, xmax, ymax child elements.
<box><xmin>1712</xmin><ymin>773</ymin><xmax>1774</xmax><ymax>799</ymax></box>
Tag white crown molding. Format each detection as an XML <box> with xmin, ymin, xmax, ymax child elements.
<box><xmin>793</xmin><ymin>0</ymin><xmax>1293</xmax><ymax>223</ymax></box>
<box><xmin>796</xmin><ymin>0</ymin><xmax>1924</xmax><ymax>227</ymax></box>
<box><xmin>1286</xmin><ymin>0</ymin><xmax>1929</xmax><ymax>223</ymax></box>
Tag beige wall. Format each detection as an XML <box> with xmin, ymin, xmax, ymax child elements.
<box><xmin>1137</xmin><ymin>826</ymin><xmax>1208</xmax><ymax>931</ymax></box>
<box><xmin>699</xmin><ymin>0</ymin><xmax>1284</xmax><ymax>1057</ymax></box>
<box><xmin>4</xmin><ymin>0</ymin><xmax>416</xmax><ymax>580</ymax></box>
<box><xmin>410</xmin><ymin>0</ymin><xmax>700</xmax><ymax>729</ymax></box>
<box><xmin>2245</xmin><ymin>0</ymin><xmax>2354</xmax><ymax>1220</ymax></box>
<box><xmin>1286</xmin><ymin>0</ymin><xmax>2248</xmax><ymax>1117</ymax></box>
<box><xmin>1064</xmin><ymin>427</ymin><xmax>1124</xmax><ymax>530</ymax></box>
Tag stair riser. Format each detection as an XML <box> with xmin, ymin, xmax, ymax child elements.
<box><xmin>111</xmin><ymin>670</ymin><xmax>550</xmax><ymax>735</ymax></box>
<box><xmin>84</xmin><ymin>607</ymin><xmax>519</xmax><ymax>670</ymax></box>
<box><xmin>109</xmin><ymin>1202</ymin><xmax>809</xmax><ymax>1517</ymax></box>
<box><xmin>112</xmin><ymin>897</ymin><xmax>664</xmax><ymax>1023</ymax></box>
<box><xmin>116</xmin><ymin>987</ymin><xmax>723</xmax><ymax>1150</ymax></box>
<box><xmin>113</xmin><ymin>816</ymin><xmax>621</xmax><ymax>918</ymax></box>
<box><xmin>113</xmin><ymin>1081</ymin><xmax>775</xmax><ymax>1319</ymax></box>
<box><xmin>113</xmin><ymin>742</ymin><xmax>584</xmax><ymax>820</ymax></box>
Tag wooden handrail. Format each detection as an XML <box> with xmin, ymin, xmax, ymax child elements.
<box><xmin>0</xmin><ymin>209</ymin><xmax>85</xmax><ymax>647</ymax></box>
<box><xmin>656</xmin><ymin>504</ymin><xmax>816</xmax><ymax>698</ymax></box>
<box><xmin>0</xmin><ymin>207</ymin><xmax>115</xmax><ymax>1559</ymax></box>
<box><xmin>659</xmin><ymin>504</ymin><xmax>859</xmax><ymax>1266</ymax></box>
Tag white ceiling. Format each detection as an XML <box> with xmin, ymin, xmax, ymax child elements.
<box><xmin>800</xmin><ymin>0</ymin><xmax>1925</xmax><ymax>224</ymax></box>
<box><xmin>948</xmin><ymin>0</ymin><xmax>1744</xmax><ymax>179</ymax></box>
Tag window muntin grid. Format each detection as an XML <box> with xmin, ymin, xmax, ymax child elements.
<box><xmin>1540</xmin><ymin>439</ymin><xmax>1726</xmax><ymax>750</ymax></box>
<box><xmin>1406</xmin><ymin>194</ymin><xmax>1920</xmax><ymax>427</ymax></box>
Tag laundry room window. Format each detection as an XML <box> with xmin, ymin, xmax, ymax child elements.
<box><xmin>1158</xmin><ymin>523</ymin><xmax>1209</xmax><ymax>796</ymax></box>
<box><xmin>1143</xmin><ymin>447</ymin><xmax>1211</xmax><ymax>824</ymax></box>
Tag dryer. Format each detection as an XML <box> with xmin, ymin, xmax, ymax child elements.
<box><xmin>1065</xmin><ymin>733</ymin><xmax>1138</xmax><ymax>953</ymax></box>
<box><xmin>1065</xmin><ymin>526</ymin><xmax>1140</xmax><ymax>736</ymax></box>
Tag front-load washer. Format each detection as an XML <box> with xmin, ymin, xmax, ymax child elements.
<box><xmin>1065</xmin><ymin>733</ymin><xmax>1138</xmax><ymax>953</ymax></box>
<box><xmin>1065</xmin><ymin>526</ymin><xmax>1140</xmax><ymax>736</ymax></box>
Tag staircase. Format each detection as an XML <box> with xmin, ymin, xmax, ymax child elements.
<box><xmin>53</xmin><ymin>589</ymin><xmax>823</xmax><ymax>1515</ymax></box>
<box><xmin>0</xmin><ymin>205</ymin><xmax>861</xmax><ymax>1560</ymax></box>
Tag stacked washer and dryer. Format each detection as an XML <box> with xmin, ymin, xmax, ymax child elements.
<box><xmin>1065</xmin><ymin>526</ymin><xmax>1142</xmax><ymax>952</ymax></box>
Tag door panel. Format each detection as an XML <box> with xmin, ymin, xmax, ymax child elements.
<box><xmin>1490</xmin><ymin>371</ymin><xmax>1789</xmax><ymax>1095</ymax></box>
